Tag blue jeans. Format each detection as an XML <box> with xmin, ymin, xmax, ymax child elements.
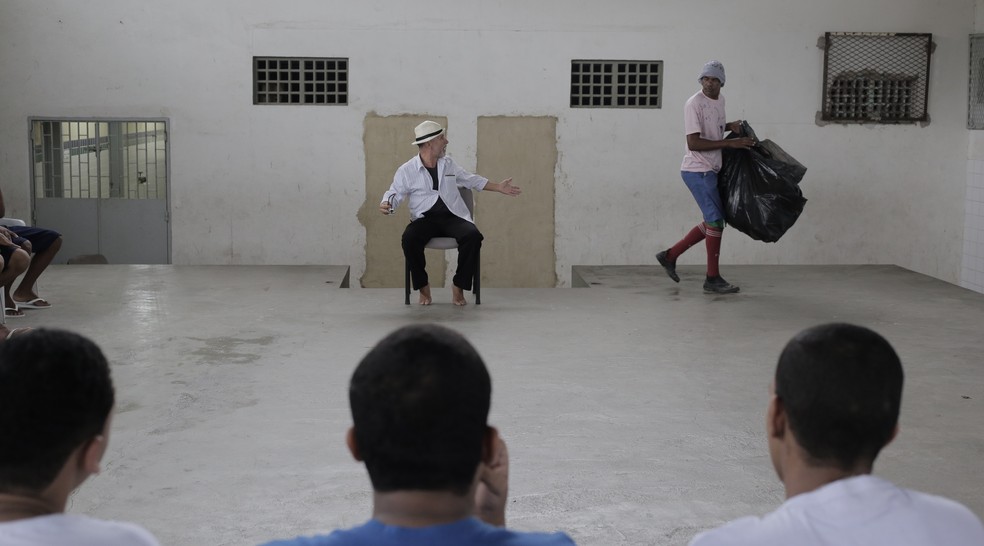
<box><xmin>681</xmin><ymin>170</ymin><xmax>724</xmax><ymax>224</ymax></box>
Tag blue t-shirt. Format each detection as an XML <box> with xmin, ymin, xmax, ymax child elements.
<box><xmin>261</xmin><ymin>517</ymin><xmax>575</xmax><ymax>546</ymax></box>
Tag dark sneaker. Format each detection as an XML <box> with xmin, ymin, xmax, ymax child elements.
<box><xmin>656</xmin><ymin>250</ymin><xmax>680</xmax><ymax>283</ymax></box>
<box><xmin>704</xmin><ymin>276</ymin><xmax>740</xmax><ymax>294</ymax></box>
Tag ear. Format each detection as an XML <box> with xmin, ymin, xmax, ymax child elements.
<box><xmin>80</xmin><ymin>434</ymin><xmax>108</xmax><ymax>476</ymax></box>
<box><xmin>481</xmin><ymin>426</ymin><xmax>500</xmax><ymax>465</ymax></box>
<box><xmin>346</xmin><ymin>427</ymin><xmax>363</xmax><ymax>462</ymax></box>
<box><xmin>767</xmin><ymin>394</ymin><xmax>786</xmax><ymax>440</ymax></box>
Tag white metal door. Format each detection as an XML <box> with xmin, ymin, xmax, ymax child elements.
<box><xmin>30</xmin><ymin>119</ymin><xmax>170</xmax><ymax>264</ymax></box>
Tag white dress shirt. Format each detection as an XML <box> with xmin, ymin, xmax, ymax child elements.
<box><xmin>382</xmin><ymin>154</ymin><xmax>488</xmax><ymax>222</ymax></box>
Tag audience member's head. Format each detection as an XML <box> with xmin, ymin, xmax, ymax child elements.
<box><xmin>348</xmin><ymin>323</ymin><xmax>492</xmax><ymax>495</ymax></box>
<box><xmin>0</xmin><ymin>329</ymin><xmax>115</xmax><ymax>494</ymax></box>
<box><xmin>771</xmin><ymin>322</ymin><xmax>903</xmax><ymax>474</ymax></box>
<box><xmin>261</xmin><ymin>324</ymin><xmax>571</xmax><ymax>546</ymax></box>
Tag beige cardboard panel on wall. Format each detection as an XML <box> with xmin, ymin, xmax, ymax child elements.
<box><xmin>359</xmin><ymin>113</ymin><xmax>449</xmax><ymax>288</ymax></box>
<box><xmin>476</xmin><ymin>116</ymin><xmax>557</xmax><ymax>287</ymax></box>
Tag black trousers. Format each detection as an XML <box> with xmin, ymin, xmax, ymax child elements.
<box><xmin>402</xmin><ymin>214</ymin><xmax>483</xmax><ymax>291</ymax></box>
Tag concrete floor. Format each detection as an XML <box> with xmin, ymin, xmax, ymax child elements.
<box><xmin>16</xmin><ymin>264</ymin><xmax>984</xmax><ymax>545</ymax></box>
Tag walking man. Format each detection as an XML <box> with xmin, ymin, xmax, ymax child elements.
<box><xmin>657</xmin><ymin>60</ymin><xmax>755</xmax><ymax>294</ymax></box>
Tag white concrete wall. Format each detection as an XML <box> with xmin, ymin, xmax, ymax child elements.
<box><xmin>965</xmin><ymin>1</ymin><xmax>984</xmax><ymax>293</ymax></box>
<box><xmin>0</xmin><ymin>0</ymin><xmax>976</xmax><ymax>287</ymax></box>
<box><xmin>962</xmin><ymin>159</ymin><xmax>984</xmax><ymax>291</ymax></box>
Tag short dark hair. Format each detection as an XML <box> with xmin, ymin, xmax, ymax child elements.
<box><xmin>349</xmin><ymin>324</ymin><xmax>491</xmax><ymax>495</ymax></box>
<box><xmin>0</xmin><ymin>329</ymin><xmax>115</xmax><ymax>491</ymax></box>
<box><xmin>775</xmin><ymin>323</ymin><xmax>903</xmax><ymax>470</ymax></box>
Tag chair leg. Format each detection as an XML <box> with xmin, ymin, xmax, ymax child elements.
<box><xmin>405</xmin><ymin>257</ymin><xmax>411</xmax><ymax>305</ymax></box>
<box><xmin>474</xmin><ymin>248</ymin><xmax>481</xmax><ymax>305</ymax></box>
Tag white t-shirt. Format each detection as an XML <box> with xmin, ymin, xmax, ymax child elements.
<box><xmin>680</xmin><ymin>90</ymin><xmax>727</xmax><ymax>173</ymax></box>
<box><xmin>0</xmin><ymin>513</ymin><xmax>160</xmax><ymax>546</ymax></box>
<box><xmin>689</xmin><ymin>475</ymin><xmax>984</xmax><ymax>546</ymax></box>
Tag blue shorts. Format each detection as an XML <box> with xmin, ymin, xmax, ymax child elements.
<box><xmin>681</xmin><ymin>170</ymin><xmax>724</xmax><ymax>224</ymax></box>
<box><xmin>8</xmin><ymin>226</ymin><xmax>61</xmax><ymax>255</ymax></box>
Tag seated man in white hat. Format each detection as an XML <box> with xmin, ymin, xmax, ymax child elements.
<box><xmin>379</xmin><ymin>121</ymin><xmax>521</xmax><ymax>306</ymax></box>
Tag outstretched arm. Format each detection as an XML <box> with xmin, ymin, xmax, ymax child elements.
<box><xmin>482</xmin><ymin>178</ymin><xmax>521</xmax><ymax>196</ymax></box>
<box><xmin>686</xmin><ymin>132</ymin><xmax>755</xmax><ymax>152</ymax></box>
<box><xmin>474</xmin><ymin>435</ymin><xmax>509</xmax><ymax>527</ymax></box>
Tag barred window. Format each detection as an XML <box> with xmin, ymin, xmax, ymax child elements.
<box><xmin>820</xmin><ymin>33</ymin><xmax>932</xmax><ymax>123</ymax></box>
<box><xmin>570</xmin><ymin>60</ymin><xmax>662</xmax><ymax>108</ymax></box>
<box><xmin>253</xmin><ymin>57</ymin><xmax>348</xmax><ymax>105</ymax></box>
<box><xmin>969</xmin><ymin>34</ymin><xmax>984</xmax><ymax>129</ymax></box>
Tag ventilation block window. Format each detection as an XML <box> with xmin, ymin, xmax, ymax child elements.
<box><xmin>969</xmin><ymin>35</ymin><xmax>984</xmax><ymax>129</ymax></box>
<box><xmin>570</xmin><ymin>60</ymin><xmax>662</xmax><ymax>108</ymax></box>
<box><xmin>821</xmin><ymin>32</ymin><xmax>932</xmax><ymax>123</ymax></box>
<box><xmin>254</xmin><ymin>57</ymin><xmax>348</xmax><ymax>105</ymax></box>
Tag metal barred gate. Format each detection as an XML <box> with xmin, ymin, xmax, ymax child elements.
<box><xmin>30</xmin><ymin>119</ymin><xmax>170</xmax><ymax>264</ymax></box>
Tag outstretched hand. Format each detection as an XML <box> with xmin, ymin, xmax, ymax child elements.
<box><xmin>498</xmin><ymin>178</ymin><xmax>521</xmax><ymax>196</ymax></box>
<box><xmin>729</xmin><ymin>137</ymin><xmax>757</xmax><ymax>149</ymax></box>
<box><xmin>475</xmin><ymin>435</ymin><xmax>509</xmax><ymax>527</ymax></box>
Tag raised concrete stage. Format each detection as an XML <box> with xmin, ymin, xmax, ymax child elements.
<box><xmin>15</xmin><ymin>264</ymin><xmax>984</xmax><ymax>545</ymax></box>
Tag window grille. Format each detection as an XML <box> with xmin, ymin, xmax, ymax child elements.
<box><xmin>969</xmin><ymin>35</ymin><xmax>984</xmax><ymax>129</ymax></box>
<box><xmin>820</xmin><ymin>33</ymin><xmax>931</xmax><ymax>123</ymax></box>
<box><xmin>253</xmin><ymin>57</ymin><xmax>348</xmax><ymax>105</ymax></box>
<box><xmin>570</xmin><ymin>60</ymin><xmax>662</xmax><ymax>108</ymax></box>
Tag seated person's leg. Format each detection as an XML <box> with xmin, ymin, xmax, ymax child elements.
<box><xmin>1</xmin><ymin>248</ymin><xmax>30</xmax><ymax>317</ymax></box>
<box><xmin>9</xmin><ymin>227</ymin><xmax>62</xmax><ymax>308</ymax></box>
<box><xmin>401</xmin><ymin>218</ymin><xmax>442</xmax><ymax>292</ymax></box>
<box><xmin>0</xmin><ymin>253</ymin><xmax>4</xmax><ymax>323</ymax></box>
<box><xmin>444</xmin><ymin>218</ymin><xmax>483</xmax><ymax>292</ymax></box>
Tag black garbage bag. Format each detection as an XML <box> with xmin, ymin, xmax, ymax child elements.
<box><xmin>719</xmin><ymin>122</ymin><xmax>807</xmax><ymax>242</ymax></box>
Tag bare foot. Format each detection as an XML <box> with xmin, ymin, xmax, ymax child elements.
<box><xmin>452</xmin><ymin>285</ymin><xmax>468</xmax><ymax>306</ymax></box>
<box><xmin>418</xmin><ymin>285</ymin><xmax>433</xmax><ymax>306</ymax></box>
<box><xmin>12</xmin><ymin>290</ymin><xmax>50</xmax><ymax>308</ymax></box>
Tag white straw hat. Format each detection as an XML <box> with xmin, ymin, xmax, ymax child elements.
<box><xmin>412</xmin><ymin>121</ymin><xmax>445</xmax><ymax>145</ymax></box>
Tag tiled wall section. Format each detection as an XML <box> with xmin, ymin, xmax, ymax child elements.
<box><xmin>963</xmin><ymin>160</ymin><xmax>984</xmax><ymax>293</ymax></box>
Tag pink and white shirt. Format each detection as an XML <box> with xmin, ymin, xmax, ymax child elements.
<box><xmin>681</xmin><ymin>90</ymin><xmax>727</xmax><ymax>173</ymax></box>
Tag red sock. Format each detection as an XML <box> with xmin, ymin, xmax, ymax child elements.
<box><xmin>705</xmin><ymin>225</ymin><xmax>723</xmax><ymax>277</ymax></box>
<box><xmin>668</xmin><ymin>224</ymin><xmax>706</xmax><ymax>262</ymax></box>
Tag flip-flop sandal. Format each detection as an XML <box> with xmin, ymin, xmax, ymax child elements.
<box><xmin>13</xmin><ymin>297</ymin><xmax>51</xmax><ymax>309</ymax></box>
<box><xmin>4</xmin><ymin>307</ymin><xmax>25</xmax><ymax>318</ymax></box>
<box><xmin>5</xmin><ymin>327</ymin><xmax>32</xmax><ymax>339</ymax></box>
